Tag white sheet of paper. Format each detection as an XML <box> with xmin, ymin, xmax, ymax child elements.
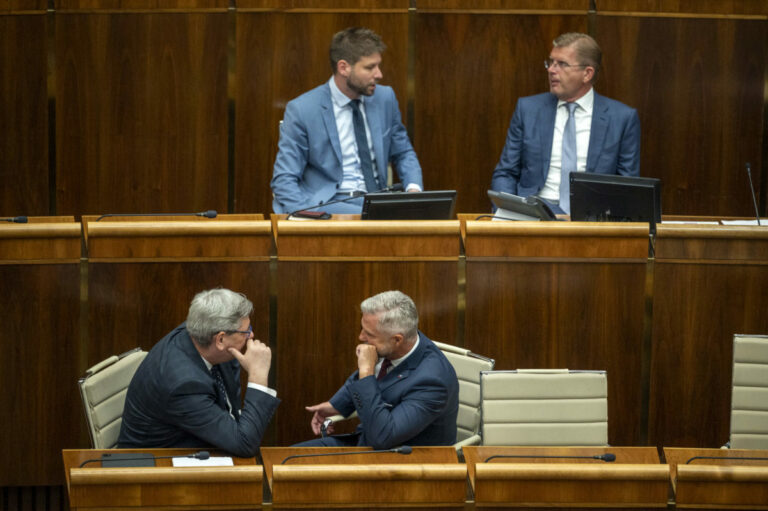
<box><xmin>172</xmin><ymin>456</ymin><xmax>234</xmax><ymax>467</ymax></box>
<box><xmin>720</xmin><ymin>219</ymin><xmax>767</xmax><ymax>226</ymax></box>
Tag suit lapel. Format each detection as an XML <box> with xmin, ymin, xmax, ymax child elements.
<box><xmin>587</xmin><ymin>93</ymin><xmax>608</xmax><ymax>172</ymax></box>
<box><xmin>321</xmin><ymin>84</ymin><xmax>343</xmax><ymax>167</ymax></box>
<box><xmin>539</xmin><ymin>95</ymin><xmax>558</xmax><ymax>181</ymax></box>
<box><xmin>364</xmin><ymin>97</ymin><xmax>386</xmax><ymax>186</ymax></box>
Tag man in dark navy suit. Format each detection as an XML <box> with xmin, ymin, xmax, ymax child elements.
<box><xmin>296</xmin><ymin>290</ymin><xmax>458</xmax><ymax>449</ymax></box>
<box><xmin>118</xmin><ymin>288</ymin><xmax>279</xmax><ymax>457</ymax></box>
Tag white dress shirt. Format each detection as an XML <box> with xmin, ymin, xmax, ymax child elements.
<box><xmin>540</xmin><ymin>87</ymin><xmax>594</xmax><ymax>201</ymax></box>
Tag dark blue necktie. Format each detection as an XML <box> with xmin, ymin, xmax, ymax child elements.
<box><xmin>350</xmin><ymin>99</ymin><xmax>379</xmax><ymax>192</ymax></box>
<box><xmin>211</xmin><ymin>365</ymin><xmax>234</xmax><ymax>419</ymax></box>
<box><xmin>560</xmin><ymin>102</ymin><xmax>578</xmax><ymax>214</ymax></box>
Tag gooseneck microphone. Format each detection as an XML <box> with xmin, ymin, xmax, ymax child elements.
<box><xmin>95</xmin><ymin>210</ymin><xmax>217</xmax><ymax>221</ymax></box>
<box><xmin>745</xmin><ymin>162</ymin><xmax>761</xmax><ymax>226</ymax></box>
<box><xmin>281</xmin><ymin>445</ymin><xmax>412</xmax><ymax>464</ymax></box>
<box><xmin>484</xmin><ymin>453</ymin><xmax>616</xmax><ymax>463</ymax></box>
<box><xmin>288</xmin><ymin>183</ymin><xmax>406</xmax><ymax>217</ymax></box>
<box><xmin>1</xmin><ymin>216</ymin><xmax>28</xmax><ymax>223</ymax></box>
<box><xmin>78</xmin><ymin>450</ymin><xmax>210</xmax><ymax>468</ymax></box>
<box><xmin>685</xmin><ymin>455</ymin><xmax>768</xmax><ymax>464</ymax></box>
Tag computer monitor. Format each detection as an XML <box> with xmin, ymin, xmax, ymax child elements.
<box><xmin>570</xmin><ymin>172</ymin><xmax>661</xmax><ymax>230</ymax></box>
<box><xmin>487</xmin><ymin>190</ymin><xmax>557</xmax><ymax>221</ymax></box>
<box><xmin>361</xmin><ymin>190</ymin><xmax>457</xmax><ymax>220</ymax></box>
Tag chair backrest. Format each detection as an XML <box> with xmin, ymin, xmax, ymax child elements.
<box><xmin>480</xmin><ymin>369</ymin><xmax>608</xmax><ymax>446</ymax></box>
<box><xmin>730</xmin><ymin>334</ymin><xmax>768</xmax><ymax>449</ymax></box>
<box><xmin>432</xmin><ymin>341</ymin><xmax>495</xmax><ymax>446</ymax></box>
<box><xmin>78</xmin><ymin>348</ymin><xmax>147</xmax><ymax>449</ymax></box>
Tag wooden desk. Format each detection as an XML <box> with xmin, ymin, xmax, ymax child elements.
<box><xmin>261</xmin><ymin>446</ymin><xmax>464</xmax><ymax>509</ymax></box>
<box><xmin>464</xmin><ymin>446</ymin><xmax>668</xmax><ymax>509</ymax></box>
<box><xmin>664</xmin><ymin>447</ymin><xmax>768</xmax><ymax>509</ymax></box>
<box><xmin>82</xmin><ymin>215</ymin><xmax>272</xmax><ymax>367</ymax></box>
<box><xmin>463</xmin><ymin>221</ymin><xmax>651</xmax><ymax>446</ymax></box>
<box><xmin>1</xmin><ymin>219</ymin><xmax>82</xmax><ymax>486</ymax></box>
<box><xmin>63</xmin><ymin>448</ymin><xmax>261</xmax><ymax>510</ymax></box>
<box><xmin>273</xmin><ymin>220</ymin><xmax>461</xmax><ymax>446</ymax></box>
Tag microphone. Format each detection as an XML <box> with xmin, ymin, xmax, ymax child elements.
<box><xmin>685</xmin><ymin>455</ymin><xmax>768</xmax><ymax>464</ymax></box>
<box><xmin>95</xmin><ymin>210</ymin><xmax>217</xmax><ymax>221</ymax></box>
<box><xmin>484</xmin><ymin>453</ymin><xmax>616</xmax><ymax>463</ymax></box>
<box><xmin>281</xmin><ymin>445</ymin><xmax>412</xmax><ymax>464</ymax></box>
<box><xmin>1</xmin><ymin>216</ymin><xmax>28</xmax><ymax>223</ymax></box>
<box><xmin>78</xmin><ymin>450</ymin><xmax>210</xmax><ymax>468</ymax></box>
<box><xmin>745</xmin><ymin>162</ymin><xmax>761</xmax><ymax>226</ymax></box>
<box><xmin>287</xmin><ymin>183</ymin><xmax>406</xmax><ymax>217</ymax></box>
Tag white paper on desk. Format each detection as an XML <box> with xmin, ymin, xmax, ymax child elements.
<box><xmin>721</xmin><ymin>219</ymin><xmax>768</xmax><ymax>226</ymax></box>
<box><xmin>662</xmin><ymin>221</ymin><xmax>720</xmax><ymax>225</ymax></box>
<box><xmin>172</xmin><ymin>456</ymin><xmax>234</xmax><ymax>467</ymax></box>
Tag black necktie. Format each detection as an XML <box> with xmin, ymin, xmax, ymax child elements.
<box><xmin>211</xmin><ymin>365</ymin><xmax>234</xmax><ymax>418</ymax></box>
<box><xmin>350</xmin><ymin>99</ymin><xmax>379</xmax><ymax>192</ymax></box>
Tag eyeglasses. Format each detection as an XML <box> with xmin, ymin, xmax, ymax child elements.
<box><xmin>229</xmin><ymin>324</ymin><xmax>253</xmax><ymax>336</ymax></box>
<box><xmin>544</xmin><ymin>59</ymin><xmax>588</xmax><ymax>71</ymax></box>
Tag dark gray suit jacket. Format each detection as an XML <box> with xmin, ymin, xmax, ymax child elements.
<box><xmin>118</xmin><ymin>323</ymin><xmax>279</xmax><ymax>457</ymax></box>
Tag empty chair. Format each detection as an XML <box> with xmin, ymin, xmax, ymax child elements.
<box><xmin>729</xmin><ymin>334</ymin><xmax>768</xmax><ymax>449</ymax></box>
<box><xmin>78</xmin><ymin>347</ymin><xmax>147</xmax><ymax>448</ymax></box>
<box><xmin>480</xmin><ymin>369</ymin><xmax>608</xmax><ymax>446</ymax></box>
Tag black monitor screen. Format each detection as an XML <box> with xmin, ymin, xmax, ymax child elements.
<box><xmin>361</xmin><ymin>190</ymin><xmax>457</xmax><ymax>220</ymax></box>
<box><xmin>570</xmin><ymin>172</ymin><xmax>661</xmax><ymax>229</ymax></box>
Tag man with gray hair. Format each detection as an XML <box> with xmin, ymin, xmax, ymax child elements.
<box><xmin>297</xmin><ymin>290</ymin><xmax>458</xmax><ymax>448</ymax></box>
<box><xmin>491</xmin><ymin>32</ymin><xmax>640</xmax><ymax>214</ymax></box>
<box><xmin>119</xmin><ymin>288</ymin><xmax>279</xmax><ymax>457</ymax></box>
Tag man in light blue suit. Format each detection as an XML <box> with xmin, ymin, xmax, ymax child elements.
<box><xmin>491</xmin><ymin>33</ymin><xmax>640</xmax><ymax>214</ymax></box>
<box><xmin>271</xmin><ymin>27</ymin><xmax>423</xmax><ymax>214</ymax></box>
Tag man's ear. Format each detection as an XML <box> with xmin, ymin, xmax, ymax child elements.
<box><xmin>213</xmin><ymin>331</ymin><xmax>227</xmax><ymax>351</ymax></box>
<box><xmin>337</xmin><ymin>59</ymin><xmax>351</xmax><ymax>77</ymax></box>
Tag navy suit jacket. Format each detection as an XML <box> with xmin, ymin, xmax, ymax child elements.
<box><xmin>329</xmin><ymin>332</ymin><xmax>459</xmax><ymax>450</ymax></box>
<box><xmin>271</xmin><ymin>81</ymin><xmax>423</xmax><ymax>213</ymax></box>
<box><xmin>491</xmin><ymin>91</ymin><xmax>640</xmax><ymax>198</ymax></box>
<box><xmin>118</xmin><ymin>323</ymin><xmax>280</xmax><ymax>457</ymax></box>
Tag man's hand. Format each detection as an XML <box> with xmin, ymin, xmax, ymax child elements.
<box><xmin>356</xmin><ymin>344</ymin><xmax>378</xmax><ymax>379</ymax></box>
<box><xmin>305</xmin><ymin>401</ymin><xmax>341</xmax><ymax>436</ymax></box>
<box><xmin>229</xmin><ymin>339</ymin><xmax>271</xmax><ymax>387</ymax></box>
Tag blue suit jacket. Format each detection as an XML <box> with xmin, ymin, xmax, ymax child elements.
<box><xmin>271</xmin><ymin>82</ymin><xmax>423</xmax><ymax>213</ymax></box>
<box><xmin>329</xmin><ymin>332</ymin><xmax>459</xmax><ymax>450</ymax></box>
<box><xmin>118</xmin><ymin>323</ymin><xmax>280</xmax><ymax>457</ymax></box>
<box><xmin>491</xmin><ymin>91</ymin><xmax>640</xmax><ymax>198</ymax></box>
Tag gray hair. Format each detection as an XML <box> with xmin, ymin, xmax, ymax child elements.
<box><xmin>186</xmin><ymin>288</ymin><xmax>253</xmax><ymax>347</ymax></box>
<box><xmin>329</xmin><ymin>27</ymin><xmax>386</xmax><ymax>73</ymax></box>
<box><xmin>553</xmin><ymin>32</ymin><xmax>602</xmax><ymax>81</ymax></box>
<box><xmin>360</xmin><ymin>290</ymin><xmax>418</xmax><ymax>340</ymax></box>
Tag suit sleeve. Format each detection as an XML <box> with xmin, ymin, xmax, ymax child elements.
<box><xmin>491</xmin><ymin>99</ymin><xmax>525</xmax><ymax>195</ymax></box>
<box><xmin>271</xmin><ymin>100</ymin><xmax>313</xmax><ymax>213</ymax></box>
<box><xmin>386</xmin><ymin>90</ymin><xmax>423</xmax><ymax>189</ymax></box>
<box><xmin>342</xmin><ymin>372</ymin><xmax>452</xmax><ymax>450</ymax></box>
<box><xmin>616</xmin><ymin>108</ymin><xmax>641</xmax><ymax>177</ymax></box>
<box><xmin>165</xmin><ymin>378</ymin><xmax>280</xmax><ymax>458</ymax></box>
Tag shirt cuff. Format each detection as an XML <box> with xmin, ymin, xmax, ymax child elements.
<box><xmin>248</xmin><ymin>382</ymin><xmax>277</xmax><ymax>398</ymax></box>
<box><xmin>405</xmin><ymin>183</ymin><xmax>422</xmax><ymax>192</ymax></box>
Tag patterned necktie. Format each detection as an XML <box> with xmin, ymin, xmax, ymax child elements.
<box><xmin>559</xmin><ymin>102</ymin><xmax>578</xmax><ymax>214</ymax></box>
<box><xmin>211</xmin><ymin>365</ymin><xmax>234</xmax><ymax>418</ymax></box>
<box><xmin>350</xmin><ymin>99</ymin><xmax>379</xmax><ymax>192</ymax></box>
<box><xmin>377</xmin><ymin>359</ymin><xmax>392</xmax><ymax>380</ymax></box>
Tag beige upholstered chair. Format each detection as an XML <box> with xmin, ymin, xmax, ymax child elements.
<box><xmin>480</xmin><ymin>369</ymin><xmax>608</xmax><ymax>446</ymax></box>
<box><xmin>78</xmin><ymin>347</ymin><xmax>147</xmax><ymax>448</ymax></box>
<box><xmin>729</xmin><ymin>334</ymin><xmax>768</xmax><ymax>449</ymax></box>
<box><xmin>321</xmin><ymin>341</ymin><xmax>494</xmax><ymax>449</ymax></box>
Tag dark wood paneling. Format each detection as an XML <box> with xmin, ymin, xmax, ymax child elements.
<box><xmin>0</xmin><ymin>14</ymin><xmax>48</xmax><ymax>217</ymax></box>
<box><xmin>414</xmin><ymin>13</ymin><xmax>587</xmax><ymax>214</ymax></box>
<box><xmin>56</xmin><ymin>13</ymin><xmax>228</xmax><ymax>216</ymax></box>
<box><xmin>595</xmin><ymin>15</ymin><xmax>766</xmax><ymax>217</ymax></box>
<box><xmin>235</xmin><ymin>11</ymin><xmax>409</xmax><ymax>214</ymax></box>
<box><xmin>0</xmin><ymin>265</ymin><xmax>83</xmax><ymax>486</ymax></box>
<box><xmin>55</xmin><ymin>0</ymin><xmax>226</xmax><ymax>10</ymax></box>
<box><xmin>416</xmin><ymin>0</ymin><xmax>588</xmax><ymax>9</ymax></box>
<box><xmin>275</xmin><ymin>261</ymin><xmax>459</xmax><ymax>446</ymax></box>
<box><xmin>596</xmin><ymin>0</ymin><xmax>768</xmax><ymax>15</ymax></box>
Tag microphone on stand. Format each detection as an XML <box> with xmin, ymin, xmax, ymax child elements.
<box><xmin>79</xmin><ymin>450</ymin><xmax>210</xmax><ymax>468</ymax></box>
<box><xmin>484</xmin><ymin>453</ymin><xmax>616</xmax><ymax>463</ymax></box>
<box><xmin>287</xmin><ymin>183</ymin><xmax>406</xmax><ymax>218</ymax></box>
<box><xmin>745</xmin><ymin>162</ymin><xmax>761</xmax><ymax>226</ymax></box>
<box><xmin>95</xmin><ymin>210</ymin><xmax>217</xmax><ymax>221</ymax></box>
<box><xmin>1</xmin><ymin>216</ymin><xmax>28</xmax><ymax>223</ymax></box>
<box><xmin>281</xmin><ymin>445</ymin><xmax>412</xmax><ymax>464</ymax></box>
